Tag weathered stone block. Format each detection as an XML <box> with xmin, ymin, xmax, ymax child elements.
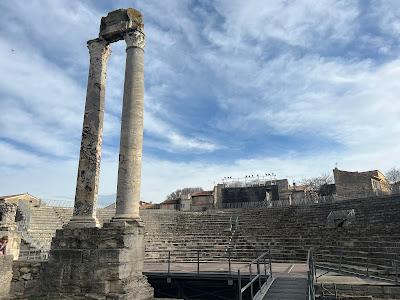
<box><xmin>100</xmin><ymin>8</ymin><xmax>144</xmax><ymax>43</ymax></box>
<box><xmin>44</xmin><ymin>224</ymin><xmax>153</xmax><ymax>299</ymax></box>
<box><xmin>0</xmin><ymin>255</ymin><xmax>13</xmax><ymax>298</ymax></box>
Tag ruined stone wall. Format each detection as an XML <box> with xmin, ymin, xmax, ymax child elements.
<box><xmin>191</xmin><ymin>195</ymin><xmax>213</xmax><ymax>211</ymax></box>
<box><xmin>334</xmin><ymin>168</ymin><xmax>392</xmax><ymax>198</ymax></box>
<box><xmin>10</xmin><ymin>260</ymin><xmax>44</xmax><ymax>299</ymax></box>
<box><xmin>334</xmin><ymin>169</ymin><xmax>375</xmax><ymax>198</ymax></box>
<box><xmin>0</xmin><ymin>255</ymin><xmax>13</xmax><ymax>299</ymax></box>
<box><xmin>0</xmin><ymin>202</ymin><xmax>21</xmax><ymax>260</ymax></box>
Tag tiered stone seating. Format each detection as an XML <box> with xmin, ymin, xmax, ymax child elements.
<box><xmin>141</xmin><ymin>210</ymin><xmax>233</xmax><ymax>261</ymax></box>
<box><xmin>217</xmin><ymin>196</ymin><xmax>400</xmax><ymax>278</ymax></box>
<box><xmin>18</xmin><ymin>195</ymin><xmax>400</xmax><ymax>280</ymax></box>
<box><xmin>24</xmin><ymin>206</ymin><xmax>70</xmax><ymax>250</ymax></box>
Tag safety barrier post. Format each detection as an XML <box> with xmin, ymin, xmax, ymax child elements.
<box><xmin>197</xmin><ymin>249</ymin><xmax>200</xmax><ymax>275</ymax></box>
<box><xmin>269</xmin><ymin>248</ymin><xmax>272</xmax><ymax>276</ymax></box>
<box><xmin>257</xmin><ymin>260</ymin><xmax>261</xmax><ymax>289</ymax></box>
<box><xmin>228</xmin><ymin>250</ymin><xmax>231</xmax><ymax>275</ymax></box>
<box><xmin>249</xmin><ymin>263</ymin><xmax>253</xmax><ymax>299</ymax></box>
<box><xmin>263</xmin><ymin>257</ymin><xmax>267</xmax><ymax>282</ymax></box>
<box><xmin>238</xmin><ymin>269</ymin><xmax>242</xmax><ymax>300</ymax></box>
<box><xmin>167</xmin><ymin>251</ymin><xmax>171</xmax><ymax>276</ymax></box>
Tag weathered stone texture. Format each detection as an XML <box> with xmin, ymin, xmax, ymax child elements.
<box><xmin>10</xmin><ymin>260</ymin><xmax>44</xmax><ymax>299</ymax></box>
<box><xmin>0</xmin><ymin>202</ymin><xmax>17</xmax><ymax>229</ymax></box>
<box><xmin>70</xmin><ymin>38</ymin><xmax>111</xmax><ymax>228</ymax></box>
<box><xmin>44</xmin><ymin>7</ymin><xmax>152</xmax><ymax>299</ymax></box>
<box><xmin>0</xmin><ymin>255</ymin><xmax>13</xmax><ymax>299</ymax></box>
<box><xmin>43</xmin><ymin>225</ymin><xmax>153</xmax><ymax>299</ymax></box>
<box><xmin>100</xmin><ymin>8</ymin><xmax>144</xmax><ymax>43</ymax></box>
<box><xmin>114</xmin><ymin>29</ymin><xmax>145</xmax><ymax>221</ymax></box>
<box><xmin>326</xmin><ymin>209</ymin><xmax>356</xmax><ymax>228</ymax></box>
<box><xmin>0</xmin><ymin>202</ymin><xmax>21</xmax><ymax>259</ymax></box>
<box><xmin>334</xmin><ymin>168</ymin><xmax>392</xmax><ymax>198</ymax></box>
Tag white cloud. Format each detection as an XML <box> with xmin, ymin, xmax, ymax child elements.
<box><xmin>1</xmin><ymin>0</ymin><xmax>400</xmax><ymax>204</ymax></box>
<box><xmin>2</xmin><ymin>137</ymin><xmax>398</xmax><ymax>204</ymax></box>
<box><xmin>212</xmin><ymin>0</ymin><xmax>358</xmax><ymax>48</ymax></box>
<box><xmin>370</xmin><ymin>0</ymin><xmax>400</xmax><ymax>38</ymax></box>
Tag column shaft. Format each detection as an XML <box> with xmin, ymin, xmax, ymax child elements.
<box><xmin>69</xmin><ymin>38</ymin><xmax>111</xmax><ymax>228</ymax></box>
<box><xmin>113</xmin><ymin>30</ymin><xmax>145</xmax><ymax>222</ymax></box>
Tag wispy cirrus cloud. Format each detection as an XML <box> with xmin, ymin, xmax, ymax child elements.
<box><xmin>0</xmin><ymin>0</ymin><xmax>399</xmax><ymax>203</ymax></box>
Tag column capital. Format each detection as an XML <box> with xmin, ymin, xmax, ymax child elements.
<box><xmin>124</xmin><ymin>30</ymin><xmax>145</xmax><ymax>50</ymax></box>
<box><xmin>87</xmin><ymin>38</ymin><xmax>111</xmax><ymax>61</ymax></box>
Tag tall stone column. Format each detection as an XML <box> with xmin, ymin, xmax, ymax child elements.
<box><xmin>113</xmin><ymin>30</ymin><xmax>145</xmax><ymax>223</ymax></box>
<box><xmin>69</xmin><ymin>38</ymin><xmax>111</xmax><ymax>228</ymax></box>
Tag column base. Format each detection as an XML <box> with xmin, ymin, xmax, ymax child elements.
<box><xmin>43</xmin><ymin>225</ymin><xmax>154</xmax><ymax>300</ymax></box>
<box><xmin>110</xmin><ymin>215</ymin><xmax>144</xmax><ymax>227</ymax></box>
<box><xmin>66</xmin><ymin>215</ymin><xmax>100</xmax><ymax>228</ymax></box>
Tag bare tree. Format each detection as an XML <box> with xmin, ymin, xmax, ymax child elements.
<box><xmin>386</xmin><ymin>167</ymin><xmax>400</xmax><ymax>184</ymax></box>
<box><xmin>166</xmin><ymin>187</ymin><xmax>203</xmax><ymax>201</ymax></box>
<box><xmin>300</xmin><ymin>173</ymin><xmax>334</xmax><ymax>191</ymax></box>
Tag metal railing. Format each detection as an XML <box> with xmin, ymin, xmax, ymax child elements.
<box><xmin>314</xmin><ymin>251</ymin><xmax>400</xmax><ymax>283</ymax></box>
<box><xmin>145</xmin><ymin>248</ymin><xmax>239</xmax><ymax>276</ymax></box>
<box><xmin>238</xmin><ymin>249</ymin><xmax>273</xmax><ymax>300</ymax></box>
<box><xmin>307</xmin><ymin>248</ymin><xmax>316</xmax><ymax>300</ymax></box>
<box><xmin>41</xmin><ymin>199</ymin><xmax>75</xmax><ymax>208</ymax></box>
<box><xmin>225</xmin><ymin>216</ymin><xmax>239</xmax><ymax>255</ymax></box>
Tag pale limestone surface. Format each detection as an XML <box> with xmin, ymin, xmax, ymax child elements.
<box><xmin>114</xmin><ymin>29</ymin><xmax>145</xmax><ymax>222</ymax></box>
<box><xmin>69</xmin><ymin>39</ymin><xmax>111</xmax><ymax>228</ymax></box>
<box><xmin>0</xmin><ymin>202</ymin><xmax>21</xmax><ymax>259</ymax></box>
<box><xmin>0</xmin><ymin>255</ymin><xmax>13</xmax><ymax>298</ymax></box>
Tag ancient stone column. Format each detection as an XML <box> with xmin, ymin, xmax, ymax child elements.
<box><xmin>69</xmin><ymin>38</ymin><xmax>111</xmax><ymax>228</ymax></box>
<box><xmin>113</xmin><ymin>30</ymin><xmax>145</xmax><ymax>223</ymax></box>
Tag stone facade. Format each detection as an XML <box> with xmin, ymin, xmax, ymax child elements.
<box><xmin>0</xmin><ymin>202</ymin><xmax>21</xmax><ymax>259</ymax></box>
<box><xmin>0</xmin><ymin>193</ymin><xmax>41</xmax><ymax>206</ymax></box>
<box><xmin>190</xmin><ymin>191</ymin><xmax>214</xmax><ymax>211</ymax></box>
<box><xmin>0</xmin><ymin>255</ymin><xmax>13</xmax><ymax>299</ymax></box>
<box><xmin>334</xmin><ymin>168</ymin><xmax>391</xmax><ymax>198</ymax></box>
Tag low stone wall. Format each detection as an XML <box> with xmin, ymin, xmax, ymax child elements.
<box><xmin>10</xmin><ymin>260</ymin><xmax>44</xmax><ymax>299</ymax></box>
<box><xmin>316</xmin><ymin>283</ymin><xmax>400</xmax><ymax>299</ymax></box>
<box><xmin>0</xmin><ymin>255</ymin><xmax>13</xmax><ymax>299</ymax></box>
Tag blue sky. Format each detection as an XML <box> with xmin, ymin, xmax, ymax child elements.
<box><xmin>0</xmin><ymin>0</ymin><xmax>399</xmax><ymax>205</ymax></box>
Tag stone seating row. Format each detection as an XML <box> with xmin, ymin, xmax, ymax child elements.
<box><xmin>17</xmin><ymin>195</ymin><xmax>400</xmax><ymax>281</ymax></box>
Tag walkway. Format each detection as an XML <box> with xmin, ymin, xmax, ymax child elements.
<box><xmin>263</xmin><ymin>277</ymin><xmax>308</xmax><ymax>300</ymax></box>
<box><xmin>144</xmin><ymin>261</ymin><xmax>308</xmax><ymax>276</ymax></box>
